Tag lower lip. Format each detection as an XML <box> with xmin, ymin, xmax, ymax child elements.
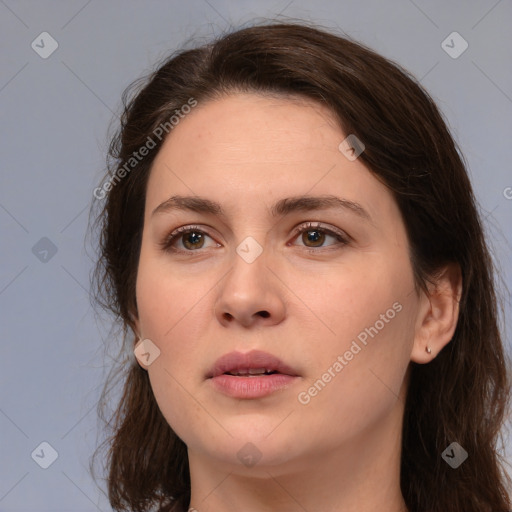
<box><xmin>209</xmin><ymin>374</ymin><xmax>298</xmax><ymax>398</ymax></box>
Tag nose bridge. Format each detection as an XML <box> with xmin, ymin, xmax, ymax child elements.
<box><xmin>215</xmin><ymin>235</ymin><xmax>285</xmax><ymax>326</ymax></box>
<box><xmin>226</xmin><ymin>236</ymin><xmax>270</xmax><ymax>301</ymax></box>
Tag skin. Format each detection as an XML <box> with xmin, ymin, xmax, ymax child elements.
<box><xmin>133</xmin><ymin>93</ymin><xmax>462</xmax><ymax>512</ymax></box>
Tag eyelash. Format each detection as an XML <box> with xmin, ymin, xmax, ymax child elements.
<box><xmin>160</xmin><ymin>222</ymin><xmax>350</xmax><ymax>254</ymax></box>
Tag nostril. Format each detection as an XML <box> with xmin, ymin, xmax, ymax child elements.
<box><xmin>258</xmin><ymin>311</ymin><xmax>270</xmax><ymax>318</ymax></box>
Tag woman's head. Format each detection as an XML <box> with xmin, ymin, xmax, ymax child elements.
<box><xmin>91</xmin><ymin>21</ymin><xmax>512</xmax><ymax>512</ymax></box>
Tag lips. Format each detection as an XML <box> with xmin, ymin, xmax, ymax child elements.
<box><xmin>207</xmin><ymin>350</ymin><xmax>299</xmax><ymax>379</ymax></box>
<box><xmin>207</xmin><ymin>350</ymin><xmax>300</xmax><ymax>399</ymax></box>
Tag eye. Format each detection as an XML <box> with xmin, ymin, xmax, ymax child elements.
<box><xmin>160</xmin><ymin>225</ymin><xmax>219</xmax><ymax>253</ymax></box>
<box><xmin>290</xmin><ymin>222</ymin><xmax>349</xmax><ymax>251</ymax></box>
<box><xmin>160</xmin><ymin>222</ymin><xmax>349</xmax><ymax>255</ymax></box>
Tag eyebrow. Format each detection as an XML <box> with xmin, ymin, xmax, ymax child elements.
<box><xmin>152</xmin><ymin>194</ymin><xmax>372</xmax><ymax>222</ymax></box>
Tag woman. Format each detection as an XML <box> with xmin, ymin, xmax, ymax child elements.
<box><xmin>90</xmin><ymin>21</ymin><xmax>512</xmax><ymax>512</ymax></box>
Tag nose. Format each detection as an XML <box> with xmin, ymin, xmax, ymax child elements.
<box><xmin>214</xmin><ymin>245</ymin><xmax>286</xmax><ymax>328</ymax></box>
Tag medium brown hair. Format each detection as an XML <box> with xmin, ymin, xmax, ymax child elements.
<box><xmin>90</xmin><ymin>21</ymin><xmax>512</xmax><ymax>512</ymax></box>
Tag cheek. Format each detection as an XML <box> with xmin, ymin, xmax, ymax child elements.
<box><xmin>135</xmin><ymin>248</ymin><xmax>209</xmax><ymax>343</ymax></box>
<box><xmin>147</xmin><ymin>362</ymin><xmax>206</xmax><ymax>441</ymax></box>
<box><xmin>294</xmin><ymin>258</ymin><xmax>417</xmax><ymax>422</ymax></box>
<box><xmin>135</xmin><ymin>253</ymin><xmax>218</xmax><ymax>431</ymax></box>
<box><xmin>137</xmin><ymin>289</ymin><xmax>210</xmax><ymax>443</ymax></box>
<box><xmin>335</xmin><ymin>260</ymin><xmax>416</xmax><ymax>381</ymax></box>
<box><xmin>295</xmin><ymin>304</ymin><xmax>416</xmax><ymax>443</ymax></box>
<box><xmin>290</xmin><ymin>253</ymin><xmax>414</xmax><ymax>351</ymax></box>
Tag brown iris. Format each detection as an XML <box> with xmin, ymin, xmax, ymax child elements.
<box><xmin>182</xmin><ymin>231</ymin><xmax>205</xmax><ymax>250</ymax></box>
<box><xmin>302</xmin><ymin>229</ymin><xmax>325</xmax><ymax>247</ymax></box>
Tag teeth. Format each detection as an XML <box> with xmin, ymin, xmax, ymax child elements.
<box><xmin>248</xmin><ymin>368</ymin><xmax>268</xmax><ymax>375</ymax></box>
<box><xmin>227</xmin><ymin>368</ymin><xmax>275</xmax><ymax>376</ymax></box>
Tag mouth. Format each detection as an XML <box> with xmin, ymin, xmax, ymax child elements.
<box><xmin>206</xmin><ymin>350</ymin><xmax>300</xmax><ymax>399</ymax></box>
<box><xmin>207</xmin><ymin>350</ymin><xmax>299</xmax><ymax>379</ymax></box>
<box><xmin>223</xmin><ymin>368</ymin><xmax>280</xmax><ymax>376</ymax></box>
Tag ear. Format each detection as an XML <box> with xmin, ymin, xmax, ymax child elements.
<box><xmin>410</xmin><ymin>262</ymin><xmax>462</xmax><ymax>364</ymax></box>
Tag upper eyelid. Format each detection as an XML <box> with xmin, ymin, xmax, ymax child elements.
<box><xmin>290</xmin><ymin>222</ymin><xmax>349</xmax><ymax>240</ymax></box>
<box><xmin>166</xmin><ymin>221</ymin><xmax>344</xmax><ymax>238</ymax></box>
<box><xmin>162</xmin><ymin>221</ymin><xmax>349</xmax><ymax>249</ymax></box>
<box><xmin>161</xmin><ymin>224</ymin><xmax>215</xmax><ymax>245</ymax></box>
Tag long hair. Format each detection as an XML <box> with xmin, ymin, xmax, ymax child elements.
<box><xmin>89</xmin><ymin>21</ymin><xmax>512</xmax><ymax>512</ymax></box>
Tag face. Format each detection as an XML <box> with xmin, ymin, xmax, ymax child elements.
<box><xmin>134</xmin><ymin>92</ymin><xmax>423</xmax><ymax>474</ymax></box>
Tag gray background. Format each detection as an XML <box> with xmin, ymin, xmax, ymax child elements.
<box><xmin>1</xmin><ymin>0</ymin><xmax>511</xmax><ymax>510</ymax></box>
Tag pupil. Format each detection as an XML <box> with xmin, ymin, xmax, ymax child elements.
<box><xmin>184</xmin><ymin>231</ymin><xmax>203</xmax><ymax>249</ymax></box>
<box><xmin>304</xmin><ymin>229</ymin><xmax>324</xmax><ymax>247</ymax></box>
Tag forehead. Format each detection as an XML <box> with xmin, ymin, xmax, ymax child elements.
<box><xmin>164</xmin><ymin>92</ymin><xmax>340</xmax><ymax>159</ymax></box>
<box><xmin>145</xmin><ymin>92</ymin><xmax>396</xmax><ymax>224</ymax></box>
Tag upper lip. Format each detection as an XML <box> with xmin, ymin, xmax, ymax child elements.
<box><xmin>207</xmin><ymin>350</ymin><xmax>299</xmax><ymax>378</ymax></box>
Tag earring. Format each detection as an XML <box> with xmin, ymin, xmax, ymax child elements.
<box><xmin>426</xmin><ymin>346</ymin><xmax>432</xmax><ymax>354</ymax></box>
